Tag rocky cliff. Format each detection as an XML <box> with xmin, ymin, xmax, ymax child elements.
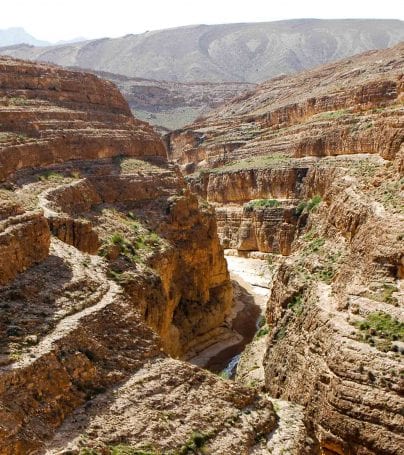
<box><xmin>169</xmin><ymin>43</ymin><xmax>404</xmax><ymax>454</ymax></box>
<box><xmin>0</xmin><ymin>58</ymin><xmax>278</xmax><ymax>454</ymax></box>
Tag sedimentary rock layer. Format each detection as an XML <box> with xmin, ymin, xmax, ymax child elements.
<box><xmin>169</xmin><ymin>42</ymin><xmax>404</xmax><ymax>453</ymax></box>
<box><xmin>0</xmin><ymin>56</ymin><xmax>166</xmax><ymax>182</ymax></box>
<box><xmin>0</xmin><ymin>58</ymin><xmax>270</xmax><ymax>454</ymax></box>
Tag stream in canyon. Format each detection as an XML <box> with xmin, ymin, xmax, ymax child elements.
<box><xmin>190</xmin><ymin>255</ymin><xmax>271</xmax><ymax>378</ymax></box>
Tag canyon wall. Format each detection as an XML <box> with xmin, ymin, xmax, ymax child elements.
<box><xmin>169</xmin><ymin>43</ymin><xmax>404</xmax><ymax>453</ymax></box>
<box><xmin>0</xmin><ymin>57</ymin><xmax>278</xmax><ymax>454</ymax></box>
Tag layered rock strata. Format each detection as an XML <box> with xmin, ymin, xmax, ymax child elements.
<box><xmin>168</xmin><ymin>43</ymin><xmax>404</xmax><ymax>453</ymax></box>
<box><xmin>0</xmin><ymin>58</ymin><xmax>278</xmax><ymax>454</ymax></box>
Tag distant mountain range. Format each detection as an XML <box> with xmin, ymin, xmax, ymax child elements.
<box><xmin>1</xmin><ymin>19</ymin><xmax>404</xmax><ymax>83</ymax></box>
<box><xmin>0</xmin><ymin>27</ymin><xmax>86</xmax><ymax>47</ymax></box>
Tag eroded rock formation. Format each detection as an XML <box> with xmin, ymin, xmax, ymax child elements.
<box><xmin>169</xmin><ymin>43</ymin><xmax>404</xmax><ymax>453</ymax></box>
<box><xmin>0</xmin><ymin>57</ymin><xmax>278</xmax><ymax>454</ymax></box>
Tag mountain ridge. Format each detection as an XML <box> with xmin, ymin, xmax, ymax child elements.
<box><xmin>1</xmin><ymin>19</ymin><xmax>404</xmax><ymax>82</ymax></box>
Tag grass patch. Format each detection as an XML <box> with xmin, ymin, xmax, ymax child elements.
<box><xmin>244</xmin><ymin>199</ymin><xmax>281</xmax><ymax>211</ymax></box>
<box><xmin>118</xmin><ymin>158</ymin><xmax>164</xmax><ymax>174</ymax></box>
<box><xmin>37</xmin><ymin>171</ymin><xmax>65</xmax><ymax>182</ymax></box>
<box><xmin>202</xmin><ymin>153</ymin><xmax>292</xmax><ymax>174</ymax></box>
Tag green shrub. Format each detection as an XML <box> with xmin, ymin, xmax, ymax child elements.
<box><xmin>287</xmin><ymin>293</ymin><xmax>304</xmax><ymax>316</ymax></box>
<box><xmin>256</xmin><ymin>326</ymin><xmax>269</xmax><ymax>338</ymax></box>
<box><xmin>295</xmin><ymin>195</ymin><xmax>322</xmax><ymax>215</ymax></box>
<box><xmin>306</xmin><ymin>195</ymin><xmax>322</xmax><ymax>211</ymax></box>
<box><xmin>244</xmin><ymin>199</ymin><xmax>281</xmax><ymax>211</ymax></box>
<box><xmin>178</xmin><ymin>431</ymin><xmax>211</xmax><ymax>454</ymax></box>
<box><xmin>38</xmin><ymin>171</ymin><xmax>64</xmax><ymax>182</ymax></box>
<box><xmin>111</xmin><ymin>232</ymin><xmax>125</xmax><ymax>245</ymax></box>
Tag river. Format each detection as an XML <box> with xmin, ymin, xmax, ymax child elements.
<box><xmin>189</xmin><ymin>255</ymin><xmax>271</xmax><ymax>377</ymax></box>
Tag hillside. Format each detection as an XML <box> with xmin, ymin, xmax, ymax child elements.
<box><xmin>88</xmin><ymin>69</ymin><xmax>253</xmax><ymax>131</ymax></box>
<box><xmin>1</xmin><ymin>19</ymin><xmax>404</xmax><ymax>82</ymax></box>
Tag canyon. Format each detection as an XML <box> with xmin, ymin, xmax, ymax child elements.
<box><xmin>167</xmin><ymin>42</ymin><xmax>404</xmax><ymax>454</ymax></box>
<box><xmin>0</xmin><ymin>56</ymin><xmax>277</xmax><ymax>454</ymax></box>
<box><xmin>0</xmin><ymin>37</ymin><xmax>402</xmax><ymax>455</ymax></box>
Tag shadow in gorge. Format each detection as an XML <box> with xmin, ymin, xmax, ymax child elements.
<box><xmin>204</xmin><ymin>279</ymin><xmax>261</xmax><ymax>375</ymax></box>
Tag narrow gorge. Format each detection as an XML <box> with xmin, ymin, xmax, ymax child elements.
<box><xmin>0</xmin><ymin>41</ymin><xmax>402</xmax><ymax>455</ymax></box>
<box><xmin>166</xmin><ymin>42</ymin><xmax>404</xmax><ymax>455</ymax></box>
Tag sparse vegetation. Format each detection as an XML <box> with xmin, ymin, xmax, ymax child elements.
<box><xmin>295</xmin><ymin>195</ymin><xmax>322</xmax><ymax>215</ymax></box>
<box><xmin>302</xmin><ymin>229</ymin><xmax>326</xmax><ymax>254</ymax></box>
<box><xmin>119</xmin><ymin>158</ymin><xmax>164</xmax><ymax>174</ymax></box>
<box><xmin>7</xmin><ymin>96</ymin><xmax>30</xmax><ymax>106</ymax></box>
<box><xmin>315</xmin><ymin>109</ymin><xmax>349</xmax><ymax>120</ymax></box>
<box><xmin>79</xmin><ymin>446</ymin><xmax>159</xmax><ymax>455</ymax></box>
<box><xmin>376</xmin><ymin>178</ymin><xmax>404</xmax><ymax>214</ymax></box>
<box><xmin>177</xmin><ymin>431</ymin><xmax>212</xmax><ymax>455</ymax></box>
<box><xmin>100</xmin><ymin>221</ymin><xmax>164</xmax><ymax>267</ymax></box>
<box><xmin>244</xmin><ymin>199</ymin><xmax>281</xmax><ymax>211</ymax></box>
<box><xmin>217</xmin><ymin>370</ymin><xmax>230</xmax><ymax>379</ymax></box>
<box><xmin>275</xmin><ymin>326</ymin><xmax>287</xmax><ymax>341</ymax></box>
<box><xmin>37</xmin><ymin>171</ymin><xmax>65</xmax><ymax>182</ymax></box>
<box><xmin>200</xmin><ymin>153</ymin><xmax>292</xmax><ymax>175</ymax></box>
<box><xmin>287</xmin><ymin>293</ymin><xmax>304</xmax><ymax>316</ymax></box>
<box><xmin>353</xmin><ymin>312</ymin><xmax>404</xmax><ymax>352</ymax></box>
<box><xmin>363</xmin><ymin>283</ymin><xmax>399</xmax><ymax>306</ymax></box>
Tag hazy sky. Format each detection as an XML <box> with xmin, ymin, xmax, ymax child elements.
<box><xmin>1</xmin><ymin>0</ymin><xmax>404</xmax><ymax>42</ymax></box>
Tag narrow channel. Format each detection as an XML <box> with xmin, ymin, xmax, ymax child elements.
<box><xmin>190</xmin><ymin>255</ymin><xmax>271</xmax><ymax>378</ymax></box>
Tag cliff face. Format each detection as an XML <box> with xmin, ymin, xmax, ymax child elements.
<box><xmin>168</xmin><ymin>43</ymin><xmax>404</xmax><ymax>171</ymax></box>
<box><xmin>168</xmin><ymin>43</ymin><xmax>404</xmax><ymax>454</ymax></box>
<box><xmin>0</xmin><ymin>56</ymin><xmax>166</xmax><ymax>182</ymax></box>
<box><xmin>263</xmin><ymin>158</ymin><xmax>404</xmax><ymax>454</ymax></box>
<box><xmin>0</xmin><ymin>58</ymin><xmax>276</xmax><ymax>454</ymax></box>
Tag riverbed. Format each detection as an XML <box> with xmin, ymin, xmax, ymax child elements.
<box><xmin>189</xmin><ymin>255</ymin><xmax>272</xmax><ymax>376</ymax></box>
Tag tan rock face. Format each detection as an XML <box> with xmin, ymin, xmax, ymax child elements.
<box><xmin>0</xmin><ymin>56</ymin><xmax>166</xmax><ymax>182</ymax></box>
<box><xmin>216</xmin><ymin>205</ymin><xmax>298</xmax><ymax>255</ymax></box>
<box><xmin>187</xmin><ymin>166</ymin><xmax>309</xmax><ymax>203</ymax></box>
<box><xmin>0</xmin><ymin>210</ymin><xmax>50</xmax><ymax>285</ymax></box>
<box><xmin>167</xmin><ymin>43</ymin><xmax>404</xmax><ymax>173</ymax></box>
<box><xmin>168</xmin><ymin>42</ymin><xmax>404</xmax><ymax>454</ymax></box>
<box><xmin>0</xmin><ymin>58</ymin><xmax>260</xmax><ymax>454</ymax></box>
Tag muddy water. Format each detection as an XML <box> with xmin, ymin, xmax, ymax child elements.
<box><xmin>191</xmin><ymin>256</ymin><xmax>271</xmax><ymax>377</ymax></box>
